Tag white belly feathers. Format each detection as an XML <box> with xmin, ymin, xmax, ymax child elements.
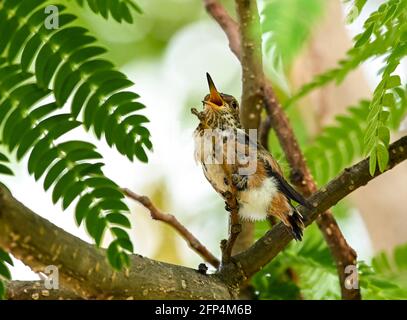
<box><xmin>238</xmin><ymin>177</ymin><xmax>279</xmax><ymax>221</ymax></box>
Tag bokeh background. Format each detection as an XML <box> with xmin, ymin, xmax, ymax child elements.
<box><xmin>3</xmin><ymin>0</ymin><xmax>406</xmax><ymax>292</ymax></box>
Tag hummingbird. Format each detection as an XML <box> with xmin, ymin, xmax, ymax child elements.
<box><xmin>192</xmin><ymin>73</ymin><xmax>310</xmax><ymax>241</ymax></box>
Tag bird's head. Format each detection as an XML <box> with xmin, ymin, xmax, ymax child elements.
<box><xmin>201</xmin><ymin>73</ymin><xmax>241</xmax><ymax>130</ymax></box>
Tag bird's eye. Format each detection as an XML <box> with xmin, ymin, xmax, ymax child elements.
<box><xmin>231</xmin><ymin>100</ymin><xmax>238</xmax><ymax>109</ymax></box>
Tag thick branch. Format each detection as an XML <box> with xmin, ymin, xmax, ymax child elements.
<box><xmin>6</xmin><ymin>281</ymin><xmax>82</xmax><ymax>300</ymax></box>
<box><xmin>223</xmin><ymin>136</ymin><xmax>407</xmax><ymax>283</ymax></box>
<box><xmin>0</xmin><ymin>185</ymin><xmax>232</xmax><ymax>300</ymax></box>
<box><xmin>207</xmin><ymin>0</ymin><xmax>360</xmax><ymax>300</ymax></box>
<box><xmin>123</xmin><ymin>188</ymin><xmax>220</xmax><ymax>269</ymax></box>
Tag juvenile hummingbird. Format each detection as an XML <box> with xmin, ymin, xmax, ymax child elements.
<box><xmin>193</xmin><ymin>73</ymin><xmax>309</xmax><ymax>241</ymax></box>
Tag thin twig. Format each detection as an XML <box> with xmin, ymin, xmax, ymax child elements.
<box><xmin>206</xmin><ymin>0</ymin><xmax>361</xmax><ymax>299</ymax></box>
<box><xmin>220</xmin><ymin>167</ymin><xmax>242</xmax><ymax>264</ymax></box>
<box><xmin>123</xmin><ymin>188</ymin><xmax>220</xmax><ymax>269</ymax></box>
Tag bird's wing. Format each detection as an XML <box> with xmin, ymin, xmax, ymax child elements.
<box><xmin>262</xmin><ymin>157</ymin><xmax>311</xmax><ymax>208</ymax></box>
<box><xmin>201</xmin><ymin>163</ymin><xmax>226</xmax><ymax>196</ymax></box>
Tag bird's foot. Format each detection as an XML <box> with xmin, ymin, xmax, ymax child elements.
<box><xmin>222</xmin><ymin>191</ymin><xmax>233</xmax><ymax>200</ymax></box>
<box><xmin>231</xmin><ymin>173</ymin><xmax>248</xmax><ymax>191</ymax></box>
<box><xmin>225</xmin><ymin>201</ymin><xmax>239</xmax><ymax>212</ymax></box>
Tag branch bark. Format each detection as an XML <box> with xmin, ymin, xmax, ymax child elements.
<box><xmin>123</xmin><ymin>188</ymin><xmax>220</xmax><ymax>269</ymax></box>
<box><xmin>205</xmin><ymin>0</ymin><xmax>360</xmax><ymax>300</ymax></box>
<box><xmin>235</xmin><ymin>0</ymin><xmax>264</xmax><ymax>131</ymax></box>
<box><xmin>6</xmin><ymin>281</ymin><xmax>82</xmax><ymax>300</ymax></box>
<box><xmin>0</xmin><ymin>185</ymin><xmax>232</xmax><ymax>299</ymax></box>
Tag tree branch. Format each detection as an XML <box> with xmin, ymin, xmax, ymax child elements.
<box><xmin>203</xmin><ymin>0</ymin><xmax>241</xmax><ymax>59</ymax></box>
<box><xmin>6</xmin><ymin>281</ymin><xmax>82</xmax><ymax>300</ymax></box>
<box><xmin>205</xmin><ymin>0</ymin><xmax>360</xmax><ymax>300</ymax></box>
<box><xmin>220</xmin><ymin>189</ymin><xmax>241</xmax><ymax>265</ymax></box>
<box><xmin>235</xmin><ymin>0</ymin><xmax>264</xmax><ymax>130</ymax></box>
<box><xmin>224</xmin><ymin>136</ymin><xmax>407</xmax><ymax>284</ymax></box>
<box><xmin>123</xmin><ymin>188</ymin><xmax>220</xmax><ymax>269</ymax></box>
<box><xmin>0</xmin><ymin>185</ymin><xmax>232</xmax><ymax>300</ymax></box>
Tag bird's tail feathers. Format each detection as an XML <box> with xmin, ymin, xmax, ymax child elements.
<box><xmin>287</xmin><ymin>207</ymin><xmax>304</xmax><ymax>241</ymax></box>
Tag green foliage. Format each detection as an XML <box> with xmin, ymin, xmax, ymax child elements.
<box><xmin>0</xmin><ymin>0</ymin><xmax>153</xmax><ymax>270</ymax></box>
<box><xmin>305</xmin><ymin>101</ymin><xmax>371</xmax><ymax>185</ymax></box>
<box><xmin>365</xmin><ymin>72</ymin><xmax>406</xmax><ymax>175</ymax></box>
<box><xmin>0</xmin><ymin>249</ymin><xmax>13</xmax><ymax>299</ymax></box>
<box><xmin>345</xmin><ymin>0</ymin><xmax>368</xmax><ymax>23</ymax></box>
<box><xmin>305</xmin><ymin>91</ymin><xmax>405</xmax><ymax>186</ymax></box>
<box><xmin>293</xmin><ymin>0</ymin><xmax>407</xmax><ymax>180</ymax></box>
<box><xmin>253</xmin><ymin>223</ymin><xmax>341</xmax><ymax>300</ymax></box>
<box><xmin>254</xmin><ymin>204</ymin><xmax>353</xmax><ymax>299</ymax></box>
<box><xmin>290</xmin><ymin>0</ymin><xmax>406</xmax><ymax>104</ymax></box>
<box><xmin>0</xmin><ymin>150</ymin><xmax>13</xmax><ymax>176</ymax></box>
<box><xmin>260</xmin><ymin>0</ymin><xmax>326</xmax><ymax>69</ymax></box>
<box><xmin>1</xmin><ymin>1</ymin><xmax>152</xmax><ymax>162</ymax></box>
<box><xmin>254</xmin><ymin>225</ymin><xmax>407</xmax><ymax>299</ymax></box>
<box><xmin>70</xmin><ymin>0</ymin><xmax>142</xmax><ymax>23</ymax></box>
<box><xmin>360</xmin><ymin>243</ymin><xmax>407</xmax><ymax>299</ymax></box>
<box><xmin>0</xmin><ymin>63</ymin><xmax>133</xmax><ymax>270</ymax></box>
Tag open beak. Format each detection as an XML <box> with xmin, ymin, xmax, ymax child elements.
<box><xmin>204</xmin><ymin>73</ymin><xmax>224</xmax><ymax>110</ymax></box>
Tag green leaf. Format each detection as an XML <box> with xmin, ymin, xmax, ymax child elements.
<box><xmin>85</xmin><ymin>206</ymin><xmax>106</xmax><ymax>246</ymax></box>
<box><xmin>134</xmin><ymin>141</ymin><xmax>149</xmax><ymax>163</ymax></box>
<box><xmin>43</xmin><ymin>159</ymin><xmax>68</xmax><ymax>191</ymax></box>
<box><xmin>354</xmin><ymin>23</ymin><xmax>373</xmax><ymax>47</ymax></box>
<box><xmin>377</xmin><ymin>126</ymin><xmax>390</xmax><ymax>146</ymax></box>
<box><xmin>369</xmin><ymin>147</ymin><xmax>377</xmax><ymax>176</ymax></box>
<box><xmin>52</xmin><ymin>168</ymin><xmax>79</xmax><ymax>204</ymax></box>
<box><xmin>97</xmin><ymin>199</ymin><xmax>129</xmax><ymax>212</ymax></box>
<box><xmin>85</xmin><ymin>177</ymin><xmax>118</xmax><ymax>189</ymax></box>
<box><xmin>376</xmin><ymin>142</ymin><xmax>389</xmax><ymax>172</ymax></box>
<box><xmin>0</xmin><ymin>250</ymin><xmax>13</xmax><ymax>266</ymax></box>
<box><xmin>75</xmin><ymin>193</ymin><xmax>94</xmax><ymax>225</ymax></box>
<box><xmin>0</xmin><ymin>262</ymin><xmax>11</xmax><ymax>280</ymax></box>
<box><xmin>107</xmin><ymin>241</ymin><xmax>121</xmax><ymax>270</ymax></box>
<box><xmin>62</xmin><ymin>181</ymin><xmax>85</xmax><ymax>210</ymax></box>
<box><xmin>0</xmin><ymin>281</ymin><xmax>4</xmax><ymax>300</ymax></box>
<box><xmin>117</xmin><ymin>238</ymin><xmax>133</xmax><ymax>252</ymax></box>
<box><xmin>92</xmin><ymin>187</ymin><xmax>124</xmax><ymax>200</ymax></box>
<box><xmin>33</xmin><ymin>148</ymin><xmax>60</xmax><ymax>180</ymax></box>
<box><xmin>106</xmin><ymin>213</ymin><xmax>131</xmax><ymax>228</ymax></box>
<box><xmin>0</xmin><ymin>153</ymin><xmax>9</xmax><ymax>162</ymax></box>
<box><xmin>111</xmin><ymin>227</ymin><xmax>130</xmax><ymax>241</ymax></box>
<box><xmin>28</xmin><ymin>139</ymin><xmax>52</xmax><ymax>175</ymax></box>
<box><xmin>386</xmin><ymin>75</ymin><xmax>401</xmax><ymax>89</ymax></box>
<box><xmin>73</xmin><ymin>0</ymin><xmax>142</xmax><ymax>22</ymax></box>
<box><xmin>0</xmin><ymin>164</ymin><xmax>13</xmax><ymax>176</ymax></box>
